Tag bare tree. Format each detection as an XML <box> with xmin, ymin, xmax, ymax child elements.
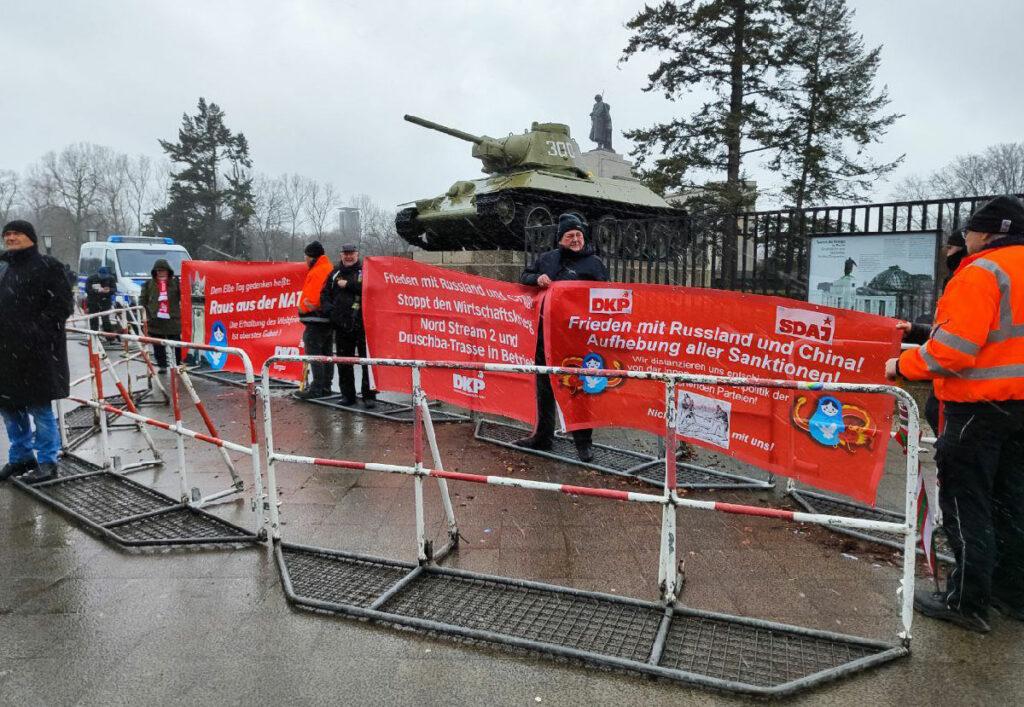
<box><xmin>98</xmin><ymin>151</ymin><xmax>131</xmax><ymax>234</ymax></box>
<box><xmin>0</xmin><ymin>169</ymin><xmax>18</xmax><ymax>224</ymax></box>
<box><xmin>282</xmin><ymin>173</ymin><xmax>311</xmax><ymax>259</ymax></box>
<box><xmin>249</xmin><ymin>173</ymin><xmax>288</xmax><ymax>259</ymax></box>
<box><xmin>301</xmin><ymin>180</ymin><xmax>337</xmax><ymax>255</ymax></box>
<box><xmin>893</xmin><ymin>142</ymin><xmax>1024</xmax><ymax>200</ymax></box>
<box><xmin>123</xmin><ymin>154</ymin><xmax>153</xmax><ymax>235</ymax></box>
<box><xmin>38</xmin><ymin>143</ymin><xmax>109</xmax><ymax>246</ymax></box>
<box><xmin>348</xmin><ymin>193</ymin><xmax>409</xmax><ymax>256</ymax></box>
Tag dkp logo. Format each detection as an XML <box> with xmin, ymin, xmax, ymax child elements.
<box><xmin>453</xmin><ymin>372</ymin><xmax>486</xmax><ymax>397</ymax></box>
<box><xmin>274</xmin><ymin>345</ymin><xmax>301</xmax><ymax>357</ymax></box>
<box><xmin>589</xmin><ymin>288</ymin><xmax>633</xmax><ymax>315</ymax></box>
<box><xmin>775</xmin><ymin>306</ymin><xmax>835</xmax><ymax>344</ymax></box>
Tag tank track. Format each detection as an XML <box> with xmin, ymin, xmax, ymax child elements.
<box><xmin>396</xmin><ymin>189</ymin><xmax>684</xmax><ymax>251</ymax></box>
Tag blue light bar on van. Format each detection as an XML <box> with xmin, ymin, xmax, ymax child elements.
<box><xmin>163</xmin><ymin>237</ymin><xmax>175</xmax><ymax>244</ymax></box>
<box><xmin>108</xmin><ymin>235</ymin><xmax>123</xmax><ymax>243</ymax></box>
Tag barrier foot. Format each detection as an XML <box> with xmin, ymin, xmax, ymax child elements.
<box><xmin>276</xmin><ymin>543</ymin><xmax>907</xmax><ymax>697</ymax></box>
<box><xmin>789</xmin><ymin>488</ymin><xmax>954</xmax><ymax>564</ymax></box>
<box><xmin>119</xmin><ymin>459</ymin><xmax>164</xmax><ymax>475</ymax></box>
<box><xmin>193</xmin><ymin>485</ymin><xmax>246</xmax><ymax>508</ymax></box>
<box><xmin>476</xmin><ymin>419</ymin><xmax>771</xmax><ymax>491</ymax></box>
<box><xmin>11</xmin><ymin>455</ymin><xmax>259</xmax><ymax>548</ymax></box>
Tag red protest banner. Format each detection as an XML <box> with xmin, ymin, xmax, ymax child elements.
<box><xmin>181</xmin><ymin>261</ymin><xmax>307</xmax><ymax>381</ymax></box>
<box><xmin>543</xmin><ymin>282</ymin><xmax>902</xmax><ymax>504</ymax></box>
<box><xmin>362</xmin><ymin>257</ymin><xmax>540</xmax><ymax>423</ymax></box>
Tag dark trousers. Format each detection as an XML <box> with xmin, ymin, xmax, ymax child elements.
<box><xmin>152</xmin><ymin>334</ymin><xmax>182</xmax><ymax>368</ymax></box>
<box><xmin>335</xmin><ymin>329</ymin><xmax>374</xmax><ymax>400</ymax></box>
<box><xmin>533</xmin><ymin>327</ymin><xmax>592</xmax><ymax>447</ymax></box>
<box><xmin>303</xmin><ymin>323</ymin><xmax>334</xmax><ymax>393</ymax></box>
<box><xmin>936</xmin><ymin>402</ymin><xmax>1024</xmax><ymax>614</ymax></box>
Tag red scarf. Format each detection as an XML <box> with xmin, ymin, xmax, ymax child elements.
<box><xmin>156</xmin><ymin>277</ymin><xmax>170</xmax><ymax>319</ymax></box>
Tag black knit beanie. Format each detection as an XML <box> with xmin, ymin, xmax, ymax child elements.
<box><xmin>303</xmin><ymin>240</ymin><xmax>325</xmax><ymax>258</ymax></box>
<box><xmin>2</xmin><ymin>219</ymin><xmax>38</xmax><ymax>244</ymax></box>
<box><xmin>966</xmin><ymin>195</ymin><xmax>1024</xmax><ymax>236</ymax></box>
<box><xmin>556</xmin><ymin>213</ymin><xmax>587</xmax><ymax>240</ymax></box>
<box><xmin>946</xmin><ymin>225</ymin><xmax>966</xmax><ymax>249</ymax></box>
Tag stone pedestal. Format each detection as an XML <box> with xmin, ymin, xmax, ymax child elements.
<box><xmin>408</xmin><ymin>250</ymin><xmax>526</xmax><ymax>284</ymax></box>
<box><xmin>575</xmin><ymin>149</ymin><xmax>636</xmax><ymax>179</ymax></box>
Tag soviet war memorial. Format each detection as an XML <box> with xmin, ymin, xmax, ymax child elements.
<box><xmin>3</xmin><ymin>1</ymin><xmax>1024</xmax><ymax>704</ymax></box>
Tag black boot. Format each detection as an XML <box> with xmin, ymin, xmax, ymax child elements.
<box><xmin>19</xmin><ymin>462</ymin><xmax>59</xmax><ymax>485</ymax></box>
<box><xmin>293</xmin><ymin>388</ymin><xmax>329</xmax><ymax>401</ymax></box>
<box><xmin>992</xmin><ymin>595</ymin><xmax>1024</xmax><ymax>621</ymax></box>
<box><xmin>913</xmin><ymin>589</ymin><xmax>990</xmax><ymax>633</ymax></box>
<box><xmin>575</xmin><ymin>441</ymin><xmax>595</xmax><ymax>463</ymax></box>
<box><xmin>0</xmin><ymin>458</ymin><xmax>37</xmax><ymax>481</ymax></box>
<box><xmin>513</xmin><ymin>435</ymin><xmax>553</xmax><ymax>451</ymax></box>
<box><xmin>361</xmin><ymin>394</ymin><xmax>377</xmax><ymax>409</ymax></box>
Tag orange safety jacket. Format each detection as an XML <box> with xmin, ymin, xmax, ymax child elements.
<box><xmin>298</xmin><ymin>255</ymin><xmax>333</xmax><ymax>321</ymax></box>
<box><xmin>898</xmin><ymin>241</ymin><xmax>1024</xmax><ymax>402</ymax></box>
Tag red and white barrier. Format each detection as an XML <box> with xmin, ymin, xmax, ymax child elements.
<box><xmin>66</xmin><ymin>325</ymin><xmax>266</xmax><ymax>534</ymax></box>
<box><xmin>260</xmin><ymin>354</ymin><xmax>922</xmax><ymax>645</ymax></box>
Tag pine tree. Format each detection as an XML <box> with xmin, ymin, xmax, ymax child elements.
<box><xmin>621</xmin><ymin>1</ymin><xmax>787</xmax><ymax>284</ymax></box>
<box><xmin>771</xmin><ymin>0</ymin><xmax>903</xmax><ymax>212</ymax></box>
<box><xmin>152</xmin><ymin>98</ymin><xmax>254</xmax><ymax>258</ymax></box>
<box><xmin>622</xmin><ymin>1</ymin><xmax>785</xmax><ymax>195</ymax></box>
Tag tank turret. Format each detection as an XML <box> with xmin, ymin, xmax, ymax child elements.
<box><xmin>396</xmin><ymin>113</ymin><xmax>682</xmax><ymax>251</ymax></box>
<box><xmin>404</xmin><ymin>115</ymin><xmax>585</xmax><ymax>177</ymax></box>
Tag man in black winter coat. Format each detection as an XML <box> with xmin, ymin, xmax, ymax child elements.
<box><xmin>84</xmin><ymin>265</ymin><xmax>118</xmax><ymax>334</ymax></box>
<box><xmin>0</xmin><ymin>220</ymin><xmax>74</xmax><ymax>483</ymax></box>
<box><xmin>515</xmin><ymin>213</ymin><xmax>608</xmax><ymax>462</ymax></box>
<box><xmin>320</xmin><ymin>244</ymin><xmax>377</xmax><ymax>407</ymax></box>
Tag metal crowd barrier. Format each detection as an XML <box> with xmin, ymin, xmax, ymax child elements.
<box><xmin>260</xmin><ymin>354</ymin><xmax>920</xmax><ymax>696</ymax></box>
<box><xmin>12</xmin><ymin>326</ymin><xmax>264</xmax><ymax>548</ymax></box>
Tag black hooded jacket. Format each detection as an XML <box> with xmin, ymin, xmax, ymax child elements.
<box><xmin>520</xmin><ymin>241</ymin><xmax>608</xmax><ymax>286</ymax></box>
<box><xmin>320</xmin><ymin>259</ymin><xmax>365</xmax><ymax>333</ymax></box>
<box><xmin>0</xmin><ymin>245</ymin><xmax>74</xmax><ymax>408</ymax></box>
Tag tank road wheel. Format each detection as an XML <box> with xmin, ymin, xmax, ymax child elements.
<box><xmin>524</xmin><ymin>204</ymin><xmax>554</xmax><ymax>229</ymax></box>
<box><xmin>395</xmin><ymin>207</ymin><xmax>428</xmax><ymax>248</ymax></box>
<box><xmin>592</xmin><ymin>215</ymin><xmax>617</xmax><ymax>257</ymax></box>
<box><xmin>620</xmin><ymin>221</ymin><xmax>645</xmax><ymax>259</ymax></box>
<box><xmin>494</xmin><ymin>197</ymin><xmax>516</xmax><ymax>226</ymax></box>
<box><xmin>647</xmin><ymin>221</ymin><xmax>676</xmax><ymax>259</ymax></box>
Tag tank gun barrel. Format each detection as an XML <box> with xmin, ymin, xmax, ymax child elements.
<box><xmin>404</xmin><ymin>115</ymin><xmax>484</xmax><ymax>145</ymax></box>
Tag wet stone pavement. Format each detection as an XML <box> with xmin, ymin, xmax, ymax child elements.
<box><xmin>1</xmin><ymin>341</ymin><xmax>1023</xmax><ymax>705</ymax></box>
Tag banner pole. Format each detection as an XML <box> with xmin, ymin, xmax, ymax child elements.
<box><xmin>660</xmin><ymin>379</ymin><xmax>680</xmax><ymax>602</ymax></box>
<box><xmin>88</xmin><ymin>332</ymin><xmax>111</xmax><ymax>470</ymax></box>
<box><xmin>418</xmin><ymin>385</ymin><xmax>459</xmax><ymax>546</ymax></box>
<box><xmin>261</xmin><ymin>362</ymin><xmax>282</xmax><ymax>541</ymax></box>
<box><xmin>412</xmin><ymin>365</ymin><xmax>428</xmax><ymax>563</ymax></box>
<box><xmin>170</xmin><ymin>367</ymin><xmax>190</xmax><ymax>502</ymax></box>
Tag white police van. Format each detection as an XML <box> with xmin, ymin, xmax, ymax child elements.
<box><xmin>77</xmin><ymin>236</ymin><xmax>191</xmax><ymax>307</ymax></box>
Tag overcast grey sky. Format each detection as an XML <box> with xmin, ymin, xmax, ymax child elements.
<box><xmin>6</xmin><ymin>0</ymin><xmax>1023</xmax><ymax>210</ymax></box>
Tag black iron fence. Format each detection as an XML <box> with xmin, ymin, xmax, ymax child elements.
<box><xmin>525</xmin><ymin>193</ymin><xmax>1023</xmax><ymax>321</ymax></box>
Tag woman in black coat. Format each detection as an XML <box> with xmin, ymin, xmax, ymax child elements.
<box><xmin>0</xmin><ymin>220</ymin><xmax>74</xmax><ymax>482</ymax></box>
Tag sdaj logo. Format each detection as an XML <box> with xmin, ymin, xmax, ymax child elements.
<box><xmin>775</xmin><ymin>306</ymin><xmax>835</xmax><ymax>344</ymax></box>
<box><xmin>453</xmin><ymin>371</ymin><xmax>486</xmax><ymax>397</ymax></box>
<box><xmin>589</xmin><ymin>288</ymin><xmax>633</xmax><ymax>314</ymax></box>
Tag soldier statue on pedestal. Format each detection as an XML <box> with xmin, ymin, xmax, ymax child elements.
<box><xmin>589</xmin><ymin>95</ymin><xmax>613</xmax><ymax>151</ymax></box>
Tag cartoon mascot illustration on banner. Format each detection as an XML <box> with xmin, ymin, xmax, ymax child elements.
<box><xmin>791</xmin><ymin>394</ymin><xmax>877</xmax><ymax>452</ymax></box>
<box><xmin>557</xmin><ymin>353</ymin><xmax>625</xmax><ymax>395</ymax></box>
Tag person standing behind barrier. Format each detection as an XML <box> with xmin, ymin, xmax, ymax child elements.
<box><xmin>896</xmin><ymin>225</ymin><xmax>967</xmax><ymax>434</ymax></box>
<box><xmin>514</xmin><ymin>213</ymin><xmax>608</xmax><ymax>463</ymax></box>
<box><xmin>886</xmin><ymin>195</ymin><xmax>1024</xmax><ymax>633</ymax></box>
<box><xmin>0</xmin><ymin>220</ymin><xmax>73</xmax><ymax>483</ymax></box>
<box><xmin>294</xmin><ymin>240</ymin><xmax>335</xmax><ymax>400</ymax></box>
<box><xmin>139</xmin><ymin>258</ymin><xmax>182</xmax><ymax>373</ymax></box>
<box><xmin>320</xmin><ymin>244</ymin><xmax>377</xmax><ymax>408</ymax></box>
<box><xmin>84</xmin><ymin>265</ymin><xmax>117</xmax><ymax>336</ymax></box>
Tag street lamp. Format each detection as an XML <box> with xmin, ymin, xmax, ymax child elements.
<box><xmin>43</xmin><ymin>235</ymin><xmax>53</xmax><ymax>254</ymax></box>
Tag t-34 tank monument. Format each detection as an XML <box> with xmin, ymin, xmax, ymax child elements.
<box><xmin>396</xmin><ymin>114</ymin><xmax>682</xmax><ymax>252</ymax></box>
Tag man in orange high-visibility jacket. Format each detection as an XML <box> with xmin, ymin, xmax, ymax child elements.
<box><xmin>887</xmin><ymin>194</ymin><xmax>1024</xmax><ymax>633</ymax></box>
<box><xmin>295</xmin><ymin>241</ymin><xmax>335</xmax><ymax>400</ymax></box>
